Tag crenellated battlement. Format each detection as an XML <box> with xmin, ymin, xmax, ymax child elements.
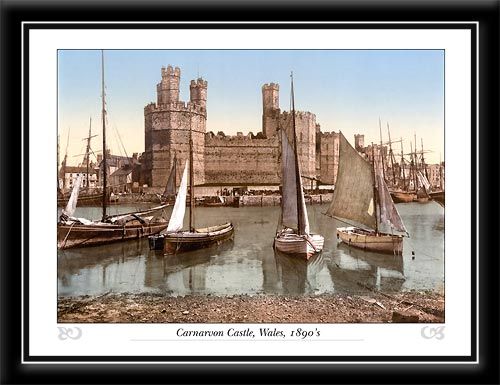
<box><xmin>262</xmin><ymin>82</ymin><xmax>279</xmax><ymax>91</ymax></box>
<box><xmin>190</xmin><ymin>78</ymin><xmax>208</xmax><ymax>88</ymax></box>
<box><xmin>319</xmin><ymin>131</ymin><xmax>340</xmax><ymax>138</ymax></box>
<box><xmin>144</xmin><ymin>101</ymin><xmax>206</xmax><ymax>116</ymax></box>
<box><xmin>205</xmin><ymin>131</ymin><xmax>278</xmax><ymax>147</ymax></box>
<box><xmin>281</xmin><ymin>110</ymin><xmax>316</xmax><ymax>120</ymax></box>
<box><xmin>161</xmin><ymin>65</ymin><xmax>181</xmax><ymax>78</ymax></box>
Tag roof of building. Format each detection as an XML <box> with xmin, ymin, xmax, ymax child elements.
<box><xmin>110</xmin><ymin>167</ymin><xmax>133</xmax><ymax>177</ymax></box>
<box><xmin>63</xmin><ymin>166</ymin><xmax>97</xmax><ymax>175</ymax></box>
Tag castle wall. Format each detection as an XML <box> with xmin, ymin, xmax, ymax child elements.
<box><xmin>279</xmin><ymin>111</ymin><xmax>317</xmax><ymax>180</ymax></box>
<box><xmin>204</xmin><ymin>134</ymin><xmax>280</xmax><ymax>185</ymax></box>
<box><xmin>143</xmin><ymin>66</ymin><xmax>344</xmax><ymax>192</ymax></box>
<box><xmin>318</xmin><ymin>131</ymin><xmax>340</xmax><ymax>184</ymax></box>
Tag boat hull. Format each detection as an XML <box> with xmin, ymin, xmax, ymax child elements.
<box><xmin>160</xmin><ymin>222</ymin><xmax>234</xmax><ymax>253</ymax></box>
<box><xmin>57</xmin><ymin>220</ymin><xmax>167</xmax><ymax>249</ymax></box>
<box><xmin>57</xmin><ymin>192</ymin><xmax>119</xmax><ymax>207</ymax></box>
<box><xmin>274</xmin><ymin>230</ymin><xmax>324</xmax><ymax>260</ymax></box>
<box><xmin>390</xmin><ymin>191</ymin><xmax>415</xmax><ymax>203</ymax></box>
<box><xmin>337</xmin><ymin>226</ymin><xmax>403</xmax><ymax>255</ymax></box>
<box><xmin>429</xmin><ymin>191</ymin><xmax>445</xmax><ymax>206</ymax></box>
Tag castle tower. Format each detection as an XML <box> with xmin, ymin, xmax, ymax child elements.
<box><xmin>156</xmin><ymin>65</ymin><xmax>180</xmax><ymax>106</ymax></box>
<box><xmin>354</xmin><ymin>134</ymin><xmax>365</xmax><ymax>151</ymax></box>
<box><xmin>190</xmin><ymin>78</ymin><xmax>208</xmax><ymax>109</ymax></box>
<box><xmin>144</xmin><ymin>66</ymin><xmax>206</xmax><ymax>190</ymax></box>
<box><xmin>262</xmin><ymin>83</ymin><xmax>280</xmax><ymax>138</ymax></box>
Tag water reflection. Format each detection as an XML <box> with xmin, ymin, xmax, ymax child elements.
<box><xmin>328</xmin><ymin>243</ymin><xmax>405</xmax><ymax>294</ymax></box>
<box><xmin>58</xmin><ymin>239</ymin><xmax>146</xmax><ymax>296</ymax></box>
<box><xmin>273</xmin><ymin>250</ymin><xmax>326</xmax><ymax>295</ymax></box>
<box><xmin>144</xmin><ymin>240</ymin><xmax>234</xmax><ymax>295</ymax></box>
<box><xmin>57</xmin><ymin>202</ymin><xmax>444</xmax><ymax>297</ymax></box>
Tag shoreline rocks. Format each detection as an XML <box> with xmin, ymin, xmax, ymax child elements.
<box><xmin>57</xmin><ymin>291</ymin><xmax>444</xmax><ymax>324</ymax></box>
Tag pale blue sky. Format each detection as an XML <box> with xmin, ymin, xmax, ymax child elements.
<box><xmin>58</xmin><ymin>49</ymin><xmax>444</xmax><ymax>164</ymax></box>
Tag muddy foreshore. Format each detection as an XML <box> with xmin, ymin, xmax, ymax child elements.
<box><xmin>58</xmin><ymin>291</ymin><xmax>444</xmax><ymax>323</ymax></box>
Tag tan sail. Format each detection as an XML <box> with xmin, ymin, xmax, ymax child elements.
<box><xmin>163</xmin><ymin>155</ymin><xmax>177</xmax><ymax>198</ymax></box>
<box><xmin>280</xmin><ymin>129</ymin><xmax>310</xmax><ymax>235</ymax></box>
<box><xmin>326</xmin><ymin>132</ymin><xmax>377</xmax><ymax>230</ymax></box>
<box><xmin>374</xmin><ymin>156</ymin><xmax>408</xmax><ymax>236</ymax></box>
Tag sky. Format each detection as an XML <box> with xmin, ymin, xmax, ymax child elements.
<box><xmin>58</xmin><ymin>49</ymin><xmax>444</xmax><ymax>165</ymax></box>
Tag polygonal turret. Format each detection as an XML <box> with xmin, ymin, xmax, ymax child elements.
<box><xmin>354</xmin><ymin>134</ymin><xmax>365</xmax><ymax>151</ymax></box>
<box><xmin>156</xmin><ymin>65</ymin><xmax>181</xmax><ymax>106</ymax></box>
<box><xmin>262</xmin><ymin>83</ymin><xmax>280</xmax><ymax>138</ymax></box>
<box><xmin>262</xmin><ymin>83</ymin><xmax>280</xmax><ymax>112</ymax></box>
<box><xmin>190</xmin><ymin>78</ymin><xmax>208</xmax><ymax>109</ymax></box>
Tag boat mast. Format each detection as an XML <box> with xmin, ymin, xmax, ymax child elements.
<box><xmin>57</xmin><ymin>133</ymin><xmax>60</xmax><ymax>194</ymax></box>
<box><xmin>62</xmin><ymin>128</ymin><xmax>70</xmax><ymax>192</ymax></box>
<box><xmin>290</xmin><ymin>72</ymin><xmax>303</xmax><ymax>235</ymax></box>
<box><xmin>378</xmin><ymin>117</ymin><xmax>386</xmax><ymax>180</ymax></box>
<box><xmin>371</xmin><ymin>142</ymin><xmax>378</xmax><ymax>234</ymax></box>
<box><xmin>400</xmin><ymin>138</ymin><xmax>406</xmax><ymax>190</ymax></box>
<box><xmin>189</xmin><ymin>112</ymin><xmax>195</xmax><ymax>232</ymax></box>
<box><xmin>173</xmin><ymin>152</ymin><xmax>177</xmax><ymax>195</ymax></box>
<box><xmin>387</xmin><ymin>123</ymin><xmax>396</xmax><ymax>186</ymax></box>
<box><xmin>87</xmin><ymin>118</ymin><xmax>90</xmax><ymax>192</ymax></box>
<box><xmin>101</xmin><ymin>50</ymin><xmax>107</xmax><ymax>221</ymax></box>
<box><xmin>410</xmin><ymin>141</ymin><xmax>417</xmax><ymax>192</ymax></box>
<box><xmin>83</xmin><ymin>117</ymin><xmax>96</xmax><ymax>192</ymax></box>
<box><xmin>421</xmin><ymin>138</ymin><xmax>429</xmax><ymax>181</ymax></box>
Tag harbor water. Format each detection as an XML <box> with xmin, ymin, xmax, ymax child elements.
<box><xmin>57</xmin><ymin>202</ymin><xmax>444</xmax><ymax>297</ymax></box>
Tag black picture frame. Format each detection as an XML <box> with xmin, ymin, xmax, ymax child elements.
<box><xmin>1</xmin><ymin>1</ymin><xmax>498</xmax><ymax>384</ymax></box>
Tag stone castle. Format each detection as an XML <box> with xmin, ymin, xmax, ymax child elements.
<box><xmin>141</xmin><ymin>65</ymin><xmax>347</xmax><ymax>191</ymax></box>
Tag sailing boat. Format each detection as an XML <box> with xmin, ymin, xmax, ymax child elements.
<box><xmin>273</xmin><ymin>73</ymin><xmax>324</xmax><ymax>260</ymax></box>
<box><xmin>148</xmin><ymin>110</ymin><xmax>234</xmax><ymax>253</ymax></box>
<box><xmin>413</xmin><ymin>137</ymin><xmax>435</xmax><ymax>202</ymax></box>
<box><xmin>429</xmin><ymin>157</ymin><xmax>445</xmax><ymax>206</ymax></box>
<box><xmin>325</xmin><ymin>132</ymin><xmax>408</xmax><ymax>255</ymax></box>
<box><xmin>57</xmin><ymin>50</ymin><xmax>168</xmax><ymax>250</ymax></box>
<box><xmin>57</xmin><ymin>119</ymin><xmax>105</xmax><ymax>207</ymax></box>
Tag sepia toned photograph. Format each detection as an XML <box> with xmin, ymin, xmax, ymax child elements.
<box><xmin>56</xmin><ymin>48</ymin><xmax>445</xmax><ymax>324</ymax></box>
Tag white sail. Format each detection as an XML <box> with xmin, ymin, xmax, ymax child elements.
<box><xmin>166</xmin><ymin>163</ymin><xmax>188</xmax><ymax>232</ymax></box>
<box><xmin>280</xmin><ymin>129</ymin><xmax>310</xmax><ymax>235</ymax></box>
<box><xmin>417</xmin><ymin>171</ymin><xmax>431</xmax><ymax>192</ymax></box>
<box><xmin>62</xmin><ymin>174</ymin><xmax>83</xmax><ymax>217</ymax></box>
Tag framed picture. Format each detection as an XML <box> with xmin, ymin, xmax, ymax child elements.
<box><xmin>2</xmin><ymin>1</ymin><xmax>497</xmax><ymax>384</ymax></box>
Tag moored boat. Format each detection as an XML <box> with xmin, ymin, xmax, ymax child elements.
<box><xmin>390</xmin><ymin>191</ymin><xmax>416</xmax><ymax>203</ymax></box>
<box><xmin>58</xmin><ymin>217</ymin><xmax>168</xmax><ymax>249</ymax></box>
<box><xmin>149</xmin><ymin>107</ymin><xmax>234</xmax><ymax>253</ymax></box>
<box><xmin>273</xmin><ymin>73</ymin><xmax>324</xmax><ymax>260</ymax></box>
<box><xmin>325</xmin><ymin>132</ymin><xmax>408</xmax><ymax>255</ymax></box>
<box><xmin>335</xmin><ymin>226</ymin><xmax>403</xmax><ymax>255</ymax></box>
<box><xmin>57</xmin><ymin>50</ymin><xmax>168</xmax><ymax>250</ymax></box>
<box><xmin>429</xmin><ymin>190</ymin><xmax>445</xmax><ymax>206</ymax></box>
<box><xmin>161</xmin><ymin>222</ymin><xmax>234</xmax><ymax>253</ymax></box>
